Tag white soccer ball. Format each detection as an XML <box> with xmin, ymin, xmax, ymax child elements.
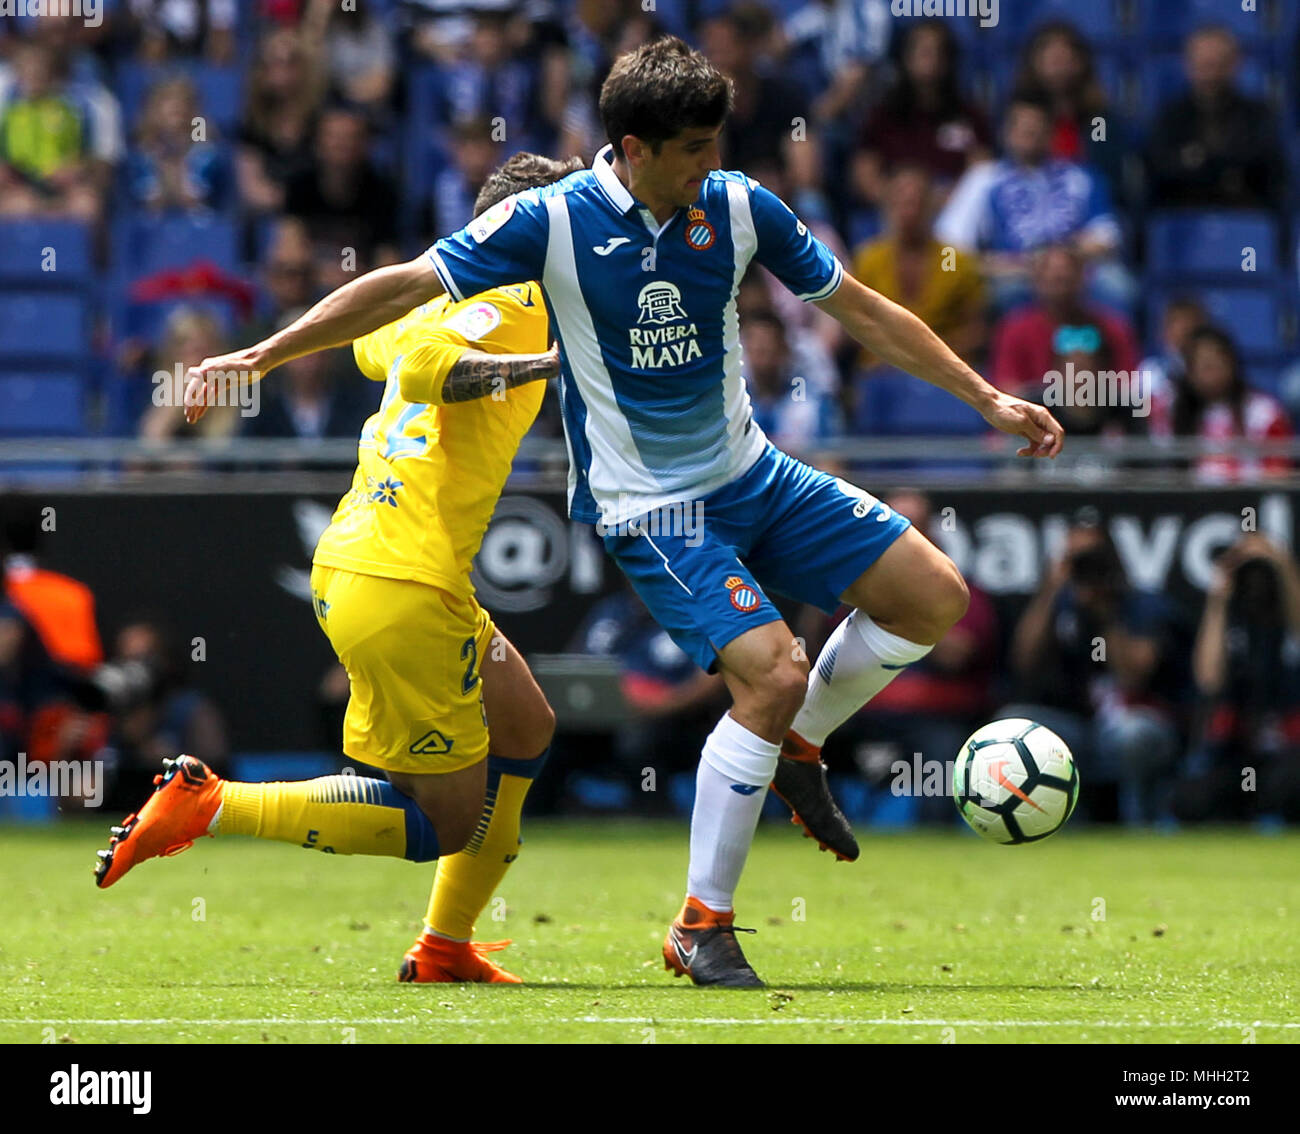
<box><xmin>952</xmin><ymin>718</ymin><xmax>1079</xmax><ymax>844</ymax></box>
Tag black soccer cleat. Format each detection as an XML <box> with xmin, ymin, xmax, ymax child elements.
<box><xmin>771</xmin><ymin>736</ymin><xmax>860</xmax><ymax>863</ymax></box>
<box><xmin>663</xmin><ymin>900</ymin><xmax>764</xmax><ymax>988</ymax></box>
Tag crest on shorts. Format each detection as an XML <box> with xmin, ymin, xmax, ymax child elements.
<box><xmin>725</xmin><ymin>576</ymin><xmax>761</xmax><ymax>613</ymax></box>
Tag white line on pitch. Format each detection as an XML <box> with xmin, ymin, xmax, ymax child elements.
<box><xmin>2</xmin><ymin>1018</ymin><xmax>1296</xmax><ymax>1028</ymax></box>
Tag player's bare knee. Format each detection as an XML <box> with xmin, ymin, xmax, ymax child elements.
<box><xmin>756</xmin><ymin>660</ymin><xmax>809</xmax><ymax>725</ymax></box>
<box><xmin>426</xmin><ymin>805</ymin><xmax>476</xmax><ymax>856</ymax></box>
<box><xmin>897</xmin><ymin>560</ymin><xmax>969</xmax><ymax>644</ymax></box>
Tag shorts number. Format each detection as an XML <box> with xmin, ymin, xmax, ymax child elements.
<box><xmin>460</xmin><ymin>635</ymin><xmax>479</xmax><ymax>695</ymax></box>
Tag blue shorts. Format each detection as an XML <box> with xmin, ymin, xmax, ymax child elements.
<box><xmin>602</xmin><ymin>445</ymin><xmax>912</xmax><ymax>672</ymax></box>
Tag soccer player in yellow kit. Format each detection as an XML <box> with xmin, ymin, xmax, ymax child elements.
<box><xmin>93</xmin><ymin>154</ymin><xmax>583</xmax><ymax>984</ymax></box>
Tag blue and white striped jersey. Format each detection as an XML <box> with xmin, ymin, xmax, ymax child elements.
<box><xmin>426</xmin><ymin>144</ymin><xmax>844</xmax><ymax>526</ymax></box>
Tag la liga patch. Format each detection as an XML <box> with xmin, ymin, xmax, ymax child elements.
<box><xmin>469</xmin><ymin>195</ymin><xmax>517</xmax><ymax>243</ymax></box>
<box><xmin>443</xmin><ymin>301</ymin><xmax>503</xmax><ymax>342</ymax></box>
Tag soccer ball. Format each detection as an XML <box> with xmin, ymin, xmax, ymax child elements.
<box><xmin>952</xmin><ymin>719</ymin><xmax>1079</xmax><ymax>844</ymax></box>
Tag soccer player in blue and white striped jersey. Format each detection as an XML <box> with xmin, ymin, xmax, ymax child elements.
<box><xmin>189</xmin><ymin>37</ymin><xmax>1064</xmax><ymax>989</ymax></box>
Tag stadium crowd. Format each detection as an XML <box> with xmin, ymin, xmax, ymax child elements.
<box><xmin>2</xmin><ymin>1</ymin><xmax>1300</xmax><ymax>826</ymax></box>
<box><xmin>0</xmin><ymin>0</ymin><xmax>1297</xmax><ymax>463</ymax></box>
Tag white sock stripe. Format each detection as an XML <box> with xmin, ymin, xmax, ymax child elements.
<box><xmin>851</xmin><ymin>611</ymin><xmax>933</xmax><ymax>667</ymax></box>
<box><xmin>700</xmin><ymin>714</ymin><xmax>779</xmax><ymax>786</ymax></box>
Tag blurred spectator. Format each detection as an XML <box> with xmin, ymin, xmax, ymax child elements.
<box><xmin>432</xmin><ymin>115</ymin><xmax>503</xmax><ymax>238</ymax></box>
<box><xmin>1179</xmin><ymin>534</ymin><xmax>1300</xmax><ymax>822</ymax></box>
<box><xmin>851</xmin><ymin>19</ymin><xmax>992</xmax><ymax>209</ymax></box>
<box><xmin>138</xmin><ymin>307</ymin><xmax>241</xmax><ymax>443</ymax></box>
<box><xmin>3</xmin><ymin>503</ymin><xmax>103</xmax><ymax>674</ymax></box>
<box><xmin>306</xmin><ymin>0</ymin><xmax>396</xmax><ymax>113</ymax></box>
<box><xmin>558</xmin><ymin>0</ymin><xmax>661</xmax><ymax>161</ymax></box>
<box><xmin>1138</xmin><ymin>295</ymin><xmax>1207</xmax><ymax>408</ymax></box>
<box><xmin>780</xmin><ymin>0</ymin><xmax>888</xmax><ymax>124</ymax></box>
<box><xmin>701</xmin><ymin>3</ymin><xmax>824</xmax><ymax>218</ymax></box>
<box><xmin>125</xmin><ymin>76</ymin><xmax>230</xmax><ymax>212</ymax></box>
<box><xmin>1010</xmin><ymin>21</ymin><xmax>1128</xmax><ymax>202</ymax></box>
<box><xmin>571</xmin><ymin>584</ymin><xmax>726</xmax><ymax>811</ymax></box>
<box><xmin>243</xmin><ymin>217</ymin><xmax>320</xmax><ymax>339</ymax></box>
<box><xmin>989</xmin><ymin>244</ymin><xmax>1139</xmax><ymax>399</ymax></box>
<box><xmin>236</xmin><ymin>25</ymin><xmax>326</xmax><ymax>213</ymax></box>
<box><xmin>1147</xmin><ymin>26</ymin><xmax>1282</xmax><ymax>210</ymax></box>
<box><xmin>851</xmin><ymin>489</ymin><xmax>1000</xmax><ymax>822</ymax></box>
<box><xmin>851</xmin><ymin>165</ymin><xmax>985</xmax><ymax>372</ymax></box>
<box><xmin>935</xmin><ymin>94</ymin><xmax>1129</xmax><ymax>312</ymax></box>
<box><xmin>737</xmin><ymin>267</ymin><xmax>839</xmax><ymax>399</ymax></box>
<box><xmin>430</xmin><ymin>10</ymin><xmax>555</xmax><ymax>157</ymax></box>
<box><xmin>122</xmin><ymin>0</ymin><xmax>238</xmax><ymax>64</ymax></box>
<box><xmin>743</xmin><ymin>311</ymin><xmax>839</xmax><ymax>456</ymax></box>
<box><xmin>242</xmin><ymin>308</ymin><xmax>373</xmax><ymax>443</ymax></box>
<box><xmin>1001</xmin><ymin>512</ymin><xmax>1188</xmax><ymax>824</ymax></box>
<box><xmin>2</xmin><ymin>503</ymin><xmax>109</xmax><ymax>772</ymax></box>
<box><xmin>1151</xmin><ymin>325</ymin><xmax>1292</xmax><ymax>482</ymax></box>
<box><xmin>284</xmin><ymin>106</ymin><xmax>399</xmax><ymax>287</ymax></box>
<box><xmin>0</xmin><ymin>597</ymin><xmax>57</xmax><ymax>767</ymax></box>
<box><xmin>99</xmin><ymin>615</ymin><xmax>229</xmax><ymax>814</ymax></box>
<box><xmin>0</xmin><ymin>39</ymin><xmax>121</xmax><ymax>221</ymax></box>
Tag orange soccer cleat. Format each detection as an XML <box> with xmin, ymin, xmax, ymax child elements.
<box><xmin>94</xmin><ymin>755</ymin><xmax>223</xmax><ymax>889</ymax></box>
<box><xmin>398</xmin><ymin>932</ymin><xmax>523</xmax><ymax>984</ymax></box>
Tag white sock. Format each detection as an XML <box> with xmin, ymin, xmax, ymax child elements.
<box><xmin>791</xmin><ymin>611</ymin><xmax>933</xmax><ymax>747</ymax></box>
<box><xmin>686</xmin><ymin>713</ymin><xmax>780</xmax><ymax>913</ymax></box>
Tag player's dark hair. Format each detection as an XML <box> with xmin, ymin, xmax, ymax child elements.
<box><xmin>599</xmin><ymin>35</ymin><xmax>733</xmax><ymax>161</ymax></box>
<box><xmin>473</xmin><ymin>152</ymin><xmax>586</xmax><ymax>216</ymax></box>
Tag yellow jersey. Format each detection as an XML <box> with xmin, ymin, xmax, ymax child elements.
<box><xmin>312</xmin><ymin>282</ymin><xmax>548</xmax><ymax>597</ymax></box>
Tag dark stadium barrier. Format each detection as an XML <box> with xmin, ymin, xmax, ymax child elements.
<box><xmin>9</xmin><ymin>484</ymin><xmax>1294</xmax><ymax>751</ymax></box>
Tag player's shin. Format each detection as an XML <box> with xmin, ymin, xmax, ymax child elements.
<box><xmin>215</xmin><ymin>776</ymin><xmax>440</xmax><ymax>861</ymax></box>
<box><xmin>789</xmin><ymin>611</ymin><xmax>932</xmax><ymax>749</ymax></box>
<box><xmin>424</xmin><ymin>749</ymin><xmax>549</xmax><ymax>940</ymax></box>
<box><xmin>685</xmin><ymin>714</ymin><xmax>779</xmax><ymax>913</ymax></box>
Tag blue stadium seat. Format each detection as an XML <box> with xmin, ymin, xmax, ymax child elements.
<box><xmin>1135</xmin><ymin>0</ymin><xmax>1275</xmax><ymax>49</ymax></box>
<box><xmin>855</xmin><ymin>367</ymin><xmax>989</xmax><ymax>436</ymax></box>
<box><xmin>0</xmin><ymin>220</ymin><xmax>93</xmax><ymax>286</ymax></box>
<box><xmin>0</xmin><ymin>293</ymin><xmax>89</xmax><ymax>362</ymax></box>
<box><xmin>113</xmin><ymin>62</ymin><xmax>245</xmax><ymax>139</ymax></box>
<box><xmin>111</xmin><ymin>211</ymin><xmax>240</xmax><ymax>278</ymax></box>
<box><xmin>0</xmin><ymin>372</ymin><xmax>86</xmax><ymax>435</ymax></box>
<box><xmin>1004</xmin><ymin>0</ymin><xmax>1126</xmax><ymax>48</ymax></box>
<box><xmin>1146</xmin><ymin>211</ymin><xmax>1280</xmax><ymax>280</ymax></box>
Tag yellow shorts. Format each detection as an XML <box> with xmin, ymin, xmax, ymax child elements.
<box><xmin>309</xmin><ymin>563</ymin><xmax>493</xmax><ymax>775</ymax></box>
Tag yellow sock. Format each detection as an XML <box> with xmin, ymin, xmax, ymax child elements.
<box><xmin>425</xmin><ymin>752</ymin><xmax>546</xmax><ymax>939</ymax></box>
<box><xmin>218</xmin><ymin>775</ymin><xmax>440</xmax><ymax>861</ymax></box>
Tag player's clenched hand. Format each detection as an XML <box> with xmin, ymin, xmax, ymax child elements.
<box><xmin>541</xmin><ymin>341</ymin><xmax>561</xmax><ymax>380</ymax></box>
<box><xmin>981</xmin><ymin>392</ymin><xmax>1064</xmax><ymax>458</ymax></box>
<box><xmin>183</xmin><ymin>350</ymin><xmax>264</xmax><ymax>424</ymax></box>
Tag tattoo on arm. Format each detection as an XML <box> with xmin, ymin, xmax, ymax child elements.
<box><xmin>440</xmin><ymin>348</ymin><xmax>557</xmax><ymax>403</ymax></box>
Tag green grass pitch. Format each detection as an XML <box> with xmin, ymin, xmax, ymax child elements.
<box><xmin>1</xmin><ymin>820</ymin><xmax>1297</xmax><ymax>1044</ymax></box>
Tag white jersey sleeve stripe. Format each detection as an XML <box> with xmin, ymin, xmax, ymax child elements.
<box><xmin>426</xmin><ymin>248</ymin><xmax>466</xmax><ymax>303</ymax></box>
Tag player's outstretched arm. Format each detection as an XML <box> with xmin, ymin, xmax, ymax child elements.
<box><xmin>817</xmin><ymin>275</ymin><xmax>1064</xmax><ymax>458</ymax></box>
<box><xmin>183</xmin><ymin>254</ymin><xmax>446</xmax><ymax>423</ymax></box>
<box><xmin>437</xmin><ymin>343</ymin><xmax>561</xmax><ymax>404</ymax></box>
